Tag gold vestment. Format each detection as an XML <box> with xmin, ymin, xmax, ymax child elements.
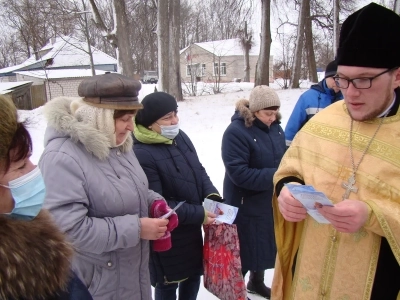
<box><xmin>272</xmin><ymin>101</ymin><xmax>400</xmax><ymax>300</ymax></box>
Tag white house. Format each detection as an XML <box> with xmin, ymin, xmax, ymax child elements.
<box><xmin>0</xmin><ymin>36</ymin><xmax>117</xmax><ymax>108</ymax></box>
<box><xmin>180</xmin><ymin>38</ymin><xmax>273</xmax><ymax>83</ymax></box>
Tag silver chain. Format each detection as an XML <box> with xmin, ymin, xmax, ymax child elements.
<box><xmin>349</xmin><ymin>114</ymin><xmax>387</xmax><ymax>174</ymax></box>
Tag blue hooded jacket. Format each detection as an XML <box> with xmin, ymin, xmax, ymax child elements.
<box><xmin>285</xmin><ymin>79</ymin><xmax>343</xmax><ymax>146</ymax></box>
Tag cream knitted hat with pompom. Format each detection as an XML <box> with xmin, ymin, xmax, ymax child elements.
<box><xmin>249</xmin><ymin>85</ymin><xmax>281</xmax><ymax>113</ymax></box>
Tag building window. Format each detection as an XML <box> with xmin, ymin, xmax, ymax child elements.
<box><xmin>213</xmin><ymin>62</ymin><xmax>219</xmax><ymax>76</ymax></box>
<box><xmin>220</xmin><ymin>62</ymin><xmax>226</xmax><ymax>76</ymax></box>
<box><xmin>187</xmin><ymin>63</ymin><xmax>204</xmax><ymax>77</ymax></box>
<box><xmin>213</xmin><ymin>62</ymin><xmax>226</xmax><ymax>76</ymax></box>
<box><xmin>201</xmin><ymin>63</ymin><xmax>206</xmax><ymax>76</ymax></box>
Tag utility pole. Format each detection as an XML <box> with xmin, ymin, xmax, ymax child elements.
<box><xmin>76</xmin><ymin>0</ymin><xmax>95</xmax><ymax>76</ymax></box>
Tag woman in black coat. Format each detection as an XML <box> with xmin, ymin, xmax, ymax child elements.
<box><xmin>133</xmin><ymin>92</ymin><xmax>220</xmax><ymax>300</ymax></box>
<box><xmin>221</xmin><ymin>85</ymin><xmax>286</xmax><ymax>299</ymax></box>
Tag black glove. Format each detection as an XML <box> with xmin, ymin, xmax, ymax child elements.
<box><xmin>206</xmin><ymin>194</ymin><xmax>225</xmax><ymax>203</ymax></box>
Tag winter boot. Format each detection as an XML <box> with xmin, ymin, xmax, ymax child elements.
<box><xmin>246</xmin><ymin>270</ymin><xmax>271</xmax><ymax>299</ymax></box>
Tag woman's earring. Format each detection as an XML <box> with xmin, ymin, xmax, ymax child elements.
<box><xmin>149</xmin><ymin>126</ymin><xmax>152</xmax><ymax>129</ymax></box>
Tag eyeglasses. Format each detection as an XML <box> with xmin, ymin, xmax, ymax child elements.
<box><xmin>333</xmin><ymin>66</ymin><xmax>399</xmax><ymax>89</ymax></box>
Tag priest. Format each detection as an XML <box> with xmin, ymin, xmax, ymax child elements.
<box><xmin>272</xmin><ymin>3</ymin><xmax>400</xmax><ymax>299</ymax></box>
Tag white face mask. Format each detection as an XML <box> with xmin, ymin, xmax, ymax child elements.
<box><xmin>159</xmin><ymin>123</ymin><xmax>180</xmax><ymax>140</ymax></box>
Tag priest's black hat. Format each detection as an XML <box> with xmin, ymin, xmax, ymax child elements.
<box><xmin>337</xmin><ymin>3</ymin><xmax>400</xmax><ymax>68</ymax></box>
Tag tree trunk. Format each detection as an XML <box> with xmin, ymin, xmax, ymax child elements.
<box><xmin>81</xmin><ymin>0</ymin><xmax>95</xmax><ymax>76</ymax></box>
<box><xmin>157</xmin><ymin>0</ymin><xmax>182</xmax><ymax>100</ymax></box>
<box><xmin>157</xmin><ymin>0</ymin><xmax>170</xmax><ymax>93</ymax></box>
<box><xmin>168</xmin><ymin>0</ymin><xmax>182</xmax><ymax>101</ymax></box>
<box><xmin>304</xmin><ymin>0</ymin><xmax>317</xmax><ymax>83</ymax></box>
<box><xmin>333</xmin><ymin>0</ymin><xmax>340</xmax><ymax>54</ymax></box>
<box><xmin>88</xmin><ymin>0</ymin><xmax>135</xmax><ymax>77</ymax></box>
<box><xmin>243</xmin><ymin>21</ymin><xmax>251</xmax><ymax>82</ymax></box>
<box><xmin>290</xmin><ymin>0</ymin><xmax>308</xmax><ymax>88</ymax></box>
<box><xmin>394</xmin><ymin>0</ymin><xmax>400</xmax><ymax>14</ymax></box>
<box><xmin>254</xmin><ymin>0</ymin><xmax>272</xmax><ymax>87</ymax></box>
<box><xmin>113</xmin><ymin>0</ymin><xmax>135</xmax><ymax>77</ymax></box>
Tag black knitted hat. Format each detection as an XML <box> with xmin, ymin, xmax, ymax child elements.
<box><xmin>135</xmin><ymin>92</ymin><xmax>178</xmax><ymax>127</ymax></box>
<box><xmin>324</xmin><ymin>60</ymin><xmax>337</xmax><ymax>78</ymax></box>
<box><xmin>337</xmin><ymin>3</ymin><xmax>400</xmax><ymax>68</ymax></box>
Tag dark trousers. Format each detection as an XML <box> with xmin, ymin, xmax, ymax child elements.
<box><xmin>154</xmin><ymin>275</ymin><xmax>201</xmax><ymax>300</ymax></box>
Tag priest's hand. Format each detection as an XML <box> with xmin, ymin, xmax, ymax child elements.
<box><xmin>277</xmin><ymin>186</ymin><xmax>308</xmax><ymax>222</ymax></box>
<box><xmin>316</xmin><ymin>199</ymin><xmax>370</xmax><ymax>233</ymax></box>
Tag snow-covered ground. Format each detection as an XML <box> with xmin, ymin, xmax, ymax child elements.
<box><xmin>20</xmin><ymin>80</ymin><xmax>311</xmax><ymax>299</ymax></box>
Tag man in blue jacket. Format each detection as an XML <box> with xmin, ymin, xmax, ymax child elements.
<box><xmin>285</xmin><ymin>60</ymin><xmax>343</xmax><ymax>146</ymax></box>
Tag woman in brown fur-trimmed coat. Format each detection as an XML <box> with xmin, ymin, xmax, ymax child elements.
<box><xmin>0</xmin><ymin>95</ymin><xmax>92</xmax><ymax>300</ymax></box>
<box><xmin>221</xmin><ymin>86</ymin><xmax>286</xmax><ymax>299</ymax></box>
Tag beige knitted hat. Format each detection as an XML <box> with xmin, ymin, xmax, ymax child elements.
<box><xmin>249</xmin><ymin>85</ymin><xmax>280</xmax><ymax>113</ymax></box>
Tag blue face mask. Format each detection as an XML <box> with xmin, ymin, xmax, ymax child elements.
<box><xmin>159</xmin><ymin>123</ymin><xmax>180</xmax><ymax>140</ymax></box>
<box><xmin>0</xmin><ymin>166</ymin><xmax>45</xmax><ymax>220</ymax></box>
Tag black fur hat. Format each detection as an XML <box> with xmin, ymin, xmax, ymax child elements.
<box><xmin>337</xmin><ymin>3</ymin><xmax>400</xmax><ymax>68</ymax></box>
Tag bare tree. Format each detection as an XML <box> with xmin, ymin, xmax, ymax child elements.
<box><xmin>179</xmin><ymin>0</ymin><xmax>254</xmax><ymax>47</ymax></box>
<box><xmin>304</xmin><ymin>0</ymin><xmax>317</xmax><ymax>82</ymax></box>
<box><xmin>129</xmin><ymin>1</ymin><xmax>157</xmax><ymax>73</ymax></box>
<box><xmin>158</xmin><ymin>0</ymin><xmax>182</xmax><ymax>100</ymax></box>
<box><xmin>0</xmin><ymin>34</ymin><xmax>25</xmax><ymax>67</ymax></box>
<box><xmin>290</xmin><ymin>0</ymin><xmax>307</xmax><ymax>88</ymax></box>
<box><xmin>240</xmin><ymin>21</ymin><xmax>253</xmax><ymax>82</ymax></box>
<box><xmin>0</xmin><ymin>0</ymin><xmax>74</xmax><ymax>59</ymax></box>
<box><xmin>181</xmin><ymin>50</ymin><xmax>199</xmax><ymax>96</ymax></box>
<box><xmin>271</xmin><ymin>0</ymin><xmax>358</xmax><ymax>88</ymax></box>
<box><xmin>255</xmin><ymin>0</ymin><xmax>272</xmax><ymax>86</ymax></box>
<box><xmin>87</xmin><ymin>0</ymin><xmax>135</xmax><ymax>76</ymax></box>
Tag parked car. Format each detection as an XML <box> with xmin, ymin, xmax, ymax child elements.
<box><xmin>142</xmin><ymin>70</ymin><xmax>158</xmax><ymax>84</ymax></box>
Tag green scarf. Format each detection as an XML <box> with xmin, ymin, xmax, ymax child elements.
<box><xmin>133</xmin><ymin>123</ymin><xmax>173</xmax><ymax>145</ymax></box>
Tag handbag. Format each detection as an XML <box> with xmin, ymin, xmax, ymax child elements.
<box><xmin>203</xmin><ymin>223</ymin><xmax>247</xmax><ymax>300</ymax></box>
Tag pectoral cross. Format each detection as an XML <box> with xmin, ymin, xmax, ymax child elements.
<box><xmin>342</xmin><ymin>174</ymin><xmax>358</xmax><ymax>200</ymax></box>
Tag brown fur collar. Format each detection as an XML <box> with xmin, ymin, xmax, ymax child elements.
<box><xmin>0</xmin><ymin>210</ymin><xmax>73</xmax><ymax>299</ymax></box>
<box><xmin>235</xmin><ymin>99</ymin><xmax>282</xmax><ymax>128</ymax></box>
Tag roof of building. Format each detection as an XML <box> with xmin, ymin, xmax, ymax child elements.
<box><xmin>180</xmin><ymin>38</ymin><xmax>260</xmax><ymax>56</ymax></box>
<box><xmin>0</xmin><ymin>36</ymin><xmax>117</xmax><ymax>75</ymax></box>
<box><xmin>15</xmin><ymin>69</ymin><xmax>113</xmax><ymax>80</ymax></box>
<box><xmin>0</xmin><ymin>81</ymin><xmax>32</xmax><ymax>94</ymax></box>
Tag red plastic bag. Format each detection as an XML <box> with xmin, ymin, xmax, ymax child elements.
<box><xmin>203</xmin><ymin>223</ymin><xmax>247</xmax><ymax>300</ymax></box>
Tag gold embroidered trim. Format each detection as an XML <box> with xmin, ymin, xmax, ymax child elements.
<box><xmin>303</xmin><ymin>122</ymin><xmax>400</xmax><ymax>169</ymax></box>
<box><xmin>363</xmin><ymin>234</ymin><xmax>381</xmax><ymax>299</ymax></box>
<box><xmin>319</xmin><ymin>228</ymin><xmax>340</xmax><ymax>298</ymax></box>
<box><xmin>290</xmin><ymin>219</ymin><xmax>308</xmax><ymax>300</ymax></box>
<box><xmin>367</xmin><ymin>201</ymin><xmax>400</xmax><ymax>264</ymax></box>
